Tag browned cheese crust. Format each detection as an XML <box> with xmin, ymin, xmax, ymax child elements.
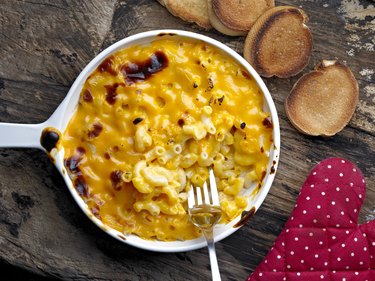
<box><xmin>212</xmin><ymin>0</ymin><xmax>274</xmax><ymax>31</ymax></box>
<box><xmin>244</xmin><ymin>6</ymin><xmax>313</xmax><ymax>78</ymax></box>
<box><xmin>285</xmin><ymin>60</ymin><xmax>359</xmax><ymax>136</ymax></box>
<box><xmin>164</xmin><ymin>0</ymin><xmax>212</xmax><ymax>29</ymax></box>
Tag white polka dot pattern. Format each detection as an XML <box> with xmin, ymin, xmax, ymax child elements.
<box><xmin>247</xmin><ymin>158</ymin><xmax>375</xmax><ymax>281</ymax></box>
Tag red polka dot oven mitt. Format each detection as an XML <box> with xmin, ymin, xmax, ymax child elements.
<box><xmin>247</xmin><ymin>158</ymin><xmax>375</xmax><ymax>281</ymax></box>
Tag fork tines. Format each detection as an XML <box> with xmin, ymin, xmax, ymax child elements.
<box><xmin>188</xmin><ymin>169</ymin><xmax>220</xmax><ymax>208</ymax></box>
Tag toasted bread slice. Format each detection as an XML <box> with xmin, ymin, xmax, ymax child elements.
<box><xmin>212</xmin><ymin>0</ymin><xmax>274</xmax><ymax>31</ymax></box>
<box><xmin>207</xmin><ymin>0</ymin><xmax>247</xmax><ymax>36</ymax></box>
<box><xmin>164</xmin><ymin>0</ymin><xmax>211</xmax><ymax>29</ymax></box>
<box><xmin>244</xmin><ymin>6</ymin><xmax>312</xmax><ymax>78</ymax></box>
<box><xmin>285</xmin><ymin>60</ymin><xmax>359</xmax><ymax>136</ymax></box>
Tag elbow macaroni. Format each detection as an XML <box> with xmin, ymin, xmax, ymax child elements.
<box><xmin>62</xmin><ymin>38</ymin><xmax>273</xmax><ymax>241</ymax></box>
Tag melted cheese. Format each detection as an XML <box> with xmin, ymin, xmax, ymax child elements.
<box><xmin>62</xmin><ymin>38</ymin><xmax>273</xmax><ymax>241</ymax></box>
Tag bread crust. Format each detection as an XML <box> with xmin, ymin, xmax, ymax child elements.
<box><xmin>285</xmin><ymin>60</ymin><xmax>359</xmax><ymax>136</ymax></box>
<box><xmin>244</xmin><ymin>6</ymin><xmax>312</xmax><ymax>78</ymax></box>
<box><xmin>207</xmin><ymin>0</ymin><xmax>247</xmax><ymax>36</ymax></box>
<box><xmin>164</xmin><ymin>0</ymin><xmax>212</xmax><ymax>29</ymax></box>
<box><xmin>156</xmin><ymin>0</ymin><xmax>166</xmax><ymax>7</ymax></box>
<box><xmin>212</xmin><ymin>0</ymin><xmax>274</xmax><ymax>31</ymax></box>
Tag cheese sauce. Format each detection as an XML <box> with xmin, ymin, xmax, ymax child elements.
<box><xmin>62</xmin><ymin>38</ymin><xmax>273</xmax><ymax>241</ymax></box>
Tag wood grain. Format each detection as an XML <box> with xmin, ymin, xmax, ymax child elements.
<box><xmin>0</xmin><ymin>0</ymin><xmax>374</xmax><ymax>280</ymax></box>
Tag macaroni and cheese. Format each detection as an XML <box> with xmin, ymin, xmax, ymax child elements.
<box><xmin>62</xmin><ymin>38</ymin><xmax>273</xmax><ymax>241</ymax></box>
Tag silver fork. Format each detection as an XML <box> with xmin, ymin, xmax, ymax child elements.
<box><xmin>188</xmin><ymin>169</ymin><xmax>222</xmax><ymax>281</ymax></box>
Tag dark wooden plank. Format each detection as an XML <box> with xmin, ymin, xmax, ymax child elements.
<box><xmin>0</xmin><ymin>0</ymin><xmax>117</xmax><ymax>123</ymax></box>
<box><xmin>0</xmin><ymin>0</ymin><xmax>374</xmax><ymax>280</ymax></box>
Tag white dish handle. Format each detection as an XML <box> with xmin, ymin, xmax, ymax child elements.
<box><xmin>0</xmin><ymin>122</ymin><xmax>44</xmax><ymax>149</ymax></box>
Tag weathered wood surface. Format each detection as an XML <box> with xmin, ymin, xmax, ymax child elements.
<box><xmin>0</xmin><ymin>0</ymin><xmax>374</xmax><ymax>280</ymax></box>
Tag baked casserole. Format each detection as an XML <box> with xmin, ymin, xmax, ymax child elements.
<box><xmin>62</xmin><ymin>38</ymin><xmax>273</xmax><ymax>241</ymax></box>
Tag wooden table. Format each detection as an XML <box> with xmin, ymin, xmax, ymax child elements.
<box><xmin>0</xmin><ymin>0</ymin><xmax>374</xmax><ymax>280</ymax></box>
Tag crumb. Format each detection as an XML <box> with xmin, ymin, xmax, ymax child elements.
<box><xmin>346</xmin><ymin>49</ymin><xmax>355</xmax><ymax>56</ymax></box>
<box><xmin>364</xmin><ymin>85</ymin><xmax>375</xmax><ymax>101</ymax></box>
<box><xmin>359</xmin><ymin>68</ymin><xmax>374</xmax><ymax>80</ymax></box>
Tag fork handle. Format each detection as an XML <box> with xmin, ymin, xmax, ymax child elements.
<box><xmin>204</xmin><ymin>230</ymin><xmax>221</xmax><ymax>281</ymax></box>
